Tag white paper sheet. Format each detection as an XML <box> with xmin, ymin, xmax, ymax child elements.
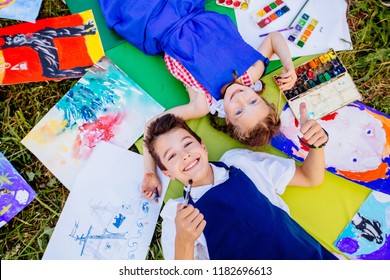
<box><xmin>235</xmin><ymin>0</ymin><xmax>352</xmax><ymax>59</ymax></box>
<box><xmin>43</xmin><ymin>142</ymin><xmax>170</xmax><ymax>260</ymax></box>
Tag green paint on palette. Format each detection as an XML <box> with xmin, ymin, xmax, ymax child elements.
<box><xmin>324</xmin><ymin>72</ymin><xmax>332</xmax><ymax>81</ymax></box>
<box><xmin>297</xmin><ymin>40</ymin><xmax>305</xmax><ymax>47</ymax></box>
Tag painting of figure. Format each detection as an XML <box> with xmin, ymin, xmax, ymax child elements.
<box><xmin>0</xmin><ymin>10</ymin><xmax>104</xmax><ymax>84</ymax></box>
<box><xmin>271</xmin><ymin>102</ymin><xmax>390</xmax><ymax>194</ymax></box>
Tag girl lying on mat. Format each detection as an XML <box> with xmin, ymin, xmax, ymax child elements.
<box><xmin>99</xmin><ymin>0</ymin><xmax>297</xmax><ymax>147</ymax></box>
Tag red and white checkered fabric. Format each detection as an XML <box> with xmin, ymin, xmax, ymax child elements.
<box><xmin>164</xmin><ymin>54</ymin><xmax>212</xmax><ymax>106</ymax></box>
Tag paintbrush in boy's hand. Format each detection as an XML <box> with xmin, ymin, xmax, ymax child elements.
<box><xmin>183</xmin><ymin>179</ymin><xmax>193</xmax><ymax>207</ymax></box>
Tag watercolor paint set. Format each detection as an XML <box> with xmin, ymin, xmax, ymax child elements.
<box><xmin>274</xmin><ymin>49</ymin><xmax>363</xmax><ymax>121</ymax></box>
<box><xmin>216</xmin><ymin>0</ymin><xmax>250</xmax><ymax>10</ymax></box>
<box><xmin>287</xmin><ymin>13</ymin><xmax>318</xmax><ymax>48</ymax></box>
<box><xmin>251</xmin><ymin>0</ymin><xmax>290</xmax><ymax>28</ymax></box>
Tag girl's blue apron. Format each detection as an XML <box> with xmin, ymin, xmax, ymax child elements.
<box><xmin>98</xmin><ymin>0</ymin><xmax>268</xmax><ymax>99</ymax></box>
<box><xmin>187</xmin><ymin>162</ymin><xmax>337</xmax><ymax>260</ymax></box>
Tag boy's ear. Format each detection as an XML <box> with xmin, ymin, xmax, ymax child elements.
<box><xmin>201</xmin><ymin>141</ymin><xmax>208</xmax><ymax>153</ymax></box>
<box><xmin>162</xmin><ymin>170</ymin><xmax>175</xmax><ymax>180</ymax></box>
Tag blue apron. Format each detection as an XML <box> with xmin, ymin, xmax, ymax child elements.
<box><xmin>187</xmin><ymin>162</ymin><xmax>337</xmax><ymax>260</ymax></box>
<box><xmin>98</xmin><ymin>0</ymin><xmax>267</xmax><ymax>99</ymax></box>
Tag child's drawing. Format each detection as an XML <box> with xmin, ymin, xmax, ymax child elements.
<box><xmin>0</xmin><ymin>151</ymin><xmax>36</xmax><ymax>227</ymax></box>
<box><xmin>271</xmin><ymin>102</ymin><xmax>390</xmax><ymax>194</ymax></box>
<box><xmin>334</xmin><ymin>191</ymin><xmax>390</xmax><ymax>259</ymax></box>
<box><xmin>0</xmin><ymin>10</ymin><xmax>104</xmax><ymax>84</ymax></box>
<box><xmin>0</xmin><ymin>0</ymin><xmax>42</xmax><ymax>23</ymax></box>
<box><xmin>22</xmin><ymin>56</ymin><xmax>164</xmax><ymax>189</ymax></box>
<box><xmin>42</xmin><ymin>142</ymin><xmax>170</xmax><ymax>260</ymax></box>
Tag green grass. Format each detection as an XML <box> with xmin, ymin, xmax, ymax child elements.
<box><xmin>0</xmin><ymin>0</ymin><xmax>389</xmax><ymax>260</ymax></box>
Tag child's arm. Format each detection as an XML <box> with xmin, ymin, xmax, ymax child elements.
<box><xmin>141</xmin><ymin>88</ymin><xmax>209</xmax><ymax>200</ymax></box>
<box><xmin>174</xmin><ymin>203</ymin><xmax>206</xmax><ymax>260</ymax></box>
<box><xmin>248</xmin><ymin>32</ymin><xmax>296</xmax><ymax>91</ymax></box>
<box><xmin>289</xmin><ymin>103</ymin><xmax>328</xmax><ymax>187</ymax></box>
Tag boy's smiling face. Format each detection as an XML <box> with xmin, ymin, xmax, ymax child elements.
<box><xmin>154</xmin><ymin>127</ymin><xmax>213</xmax><ymax>187</ymax></box>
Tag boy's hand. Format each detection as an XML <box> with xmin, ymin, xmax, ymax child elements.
<box><xmin>299</xmin><ymin>103</ymin><xmax>328</xmax><ymax>148</ymax></box>
<box><xmin>175</xmin><ymin>204</ymin><xmax>206</xmax><ymax>245</ymax></box>
<box><xmin>277</xmin><ymin>65</ymin><xmax>297</xmax><ymax>91</ymax></box>
<box><xmin>141</xmin><ymin>172</ymin><xmax>162</xmax><ymax>202</ymax></box>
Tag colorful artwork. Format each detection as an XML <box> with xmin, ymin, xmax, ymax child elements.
<box><xmin>0</xmin><ymin>10</ymin><xmax>104</xmax><ymax>85</ymax></box>
<box><xmin>21</xmin><ymin>56</ymin><xmax>165</xmax><ymax>189</ymax></box>
<box><xmin>0</xmin><ymin>0</ymin><xmax>42</xmax><ymax>23</ymax></box>
<box><xmin>271</xmin><ymin>102</ymin><xmax>390</xmax><ymax>194</ymax></box>
<box><xmin>0</xmin><ymin>151</ymin><xmax>36</xmax><ymax>227</ymax></box>
<box><xmin>42</xmin><ymin>142</ymin><xmax>170</xmax><ymax>260</ymax></box>
<box><xmin>334</xmin><ymin>191</ymin><xmax>390</xmax><ymax>259</ymax></box>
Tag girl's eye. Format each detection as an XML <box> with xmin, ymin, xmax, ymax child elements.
<box><xmin>235</xmin><ymin>109</ymin><xmax>243</xmax><ymax>116</ymax></box>
<box><xmin>249</xmin><ymin>99</ymin><xmax>257</xmax><ymax>104</ymax></box>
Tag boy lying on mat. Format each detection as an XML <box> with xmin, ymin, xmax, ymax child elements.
<box><xmin>142</xmin><ymin>106</ymin><xmax>337</xmax><ymax>260</ymax></box>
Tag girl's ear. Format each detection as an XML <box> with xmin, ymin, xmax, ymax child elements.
<box><xmin>162</xmin><ymin>170</ymin><xmax>175</xmax><ymax>180</ymax></box>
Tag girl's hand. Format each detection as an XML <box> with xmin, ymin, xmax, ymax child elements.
<box><xmin>277</xmin><ymin>65</ymin><xmax>297</xmax><ymax>91</ymax></box>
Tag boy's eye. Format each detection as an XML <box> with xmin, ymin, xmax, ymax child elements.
<box><xmin>168</xmin><ymin>153</ymin><xmax>176</xmax><ymax>161</ymax></box>
<box><xmin>184</xmin><ymin>142</ymin><xmax>193</xmax><ymax>147</ymax></box>
<box><xmin>235</xmin><ymin>109</ymin><xmax>243</xmax><ymax>116</ymax></box>
<box><xmin>249</xmin><ymin>98</ymin><xmax>258</xmax><ymax>104</ymax></box>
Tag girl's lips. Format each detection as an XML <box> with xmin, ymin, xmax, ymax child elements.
<box><xmin>183</xmin><ymin>158</ymin><xmax>199</xmax><ymax>172</ymax></box>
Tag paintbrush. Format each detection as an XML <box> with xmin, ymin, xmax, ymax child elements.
<box><xmin>183</xmin><ymin>179</ymin><xmax>193</xmax><ymax>206</ymax></box>
<box><xmin>288</xmin><ymin>0</ymin><xmax>309</xmax><ymax>27</ymax></box>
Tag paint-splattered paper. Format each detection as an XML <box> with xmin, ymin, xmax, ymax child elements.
<box><xmin>0</xmin><ymin>0</ymin><xmax>43</xmax><ymax>23</ymax></box>
<box><xmin>21</xmin><ymin>56</ymin><xmax>165</xmax><ymax>190</ymax></box>
<box><xmin>334</xmin><ymin>191</ymin><xmax>390</xmax><ymax>260</ymax></box>
<box><xmin>0</xmin><ymin>151</ymin><xmax>36</xmax><ymax>227</ymax></box>
<box><xmin>271</xmin><ymin>102</ymin><xmax>390</xmax><ymax>195</ymax></box>
<box><xmin>42</xmin><ymin>142</ymin><xmax>170</xmax><ymax>260</ymax></box>
<box><xmin>0</xmin><ymin>10</ymin><xmax>104</xmax><ymax>85</ymax></box>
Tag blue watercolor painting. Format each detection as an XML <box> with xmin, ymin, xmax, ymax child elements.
<box><xmin>0</xmin><ymin>0</ymin><xmax>43</xmax><ymax>23</ymax></box>
<box><xmin>334</xmin><ymin>191</ymin><xmax>390</xmax><ymax>260</ymax></box>
<box><xmin>22</xmin><ymin>56</ymin><xmax>165</xmax><ymax>189</ymax></box>
<box><xmin>0</xmin><ymin>150</ymin><xmax>36</xmax><ymax>227</ymax></box>
<box><xmin>271</xmin><ymin>102</ymin><xmax>390</xmax><ymax>195</ymax></box>
<box><xmin>42</xmin><ymin>142</ymin><xmax>170</xmax><ymax>260</ymax></box>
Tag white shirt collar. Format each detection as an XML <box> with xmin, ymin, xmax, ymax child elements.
<box><xmin>183</xmin><ymin>163</ymin><xmax>229</xmax><ymax>203</ymax></box>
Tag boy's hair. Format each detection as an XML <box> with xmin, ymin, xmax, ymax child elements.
<box><xmin>144</xmin><ymin>114</ymin><xmax>202</xmax><ymax>171</ymax></box>
<box><xmin>211</xmin><ymin>80</ymin><xmax>281</xmax><ymax>147</ymax></box>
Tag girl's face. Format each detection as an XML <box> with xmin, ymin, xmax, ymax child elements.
<box><xmin>223</xmin><ymin>83</ymin><xmax>270</xmax><ymax>133</ymax></box>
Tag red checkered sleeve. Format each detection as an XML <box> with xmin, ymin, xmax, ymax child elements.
<box><xmin>164</xmin><ymin>54</ymin><xmax>213</xmax><ymax>106</ymax></box>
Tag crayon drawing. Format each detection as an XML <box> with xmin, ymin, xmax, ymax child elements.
<box><xmin>0</xmin><ymin>151</ymin><xmax>36</xmax><ymax>228</ymax></box>
<box><xmin>21</xmin><ymin>56</ymin><xmax>164</xmax><ymax>189</ymax></box>
<box><xmin>0</xmin><ymin>10</ymin><xmax>104</xmax><ymax>85</ymax></box>
<box><xmin>334</xmin><ymin>191</ymin><xmax>390</xmax><ymax>260</ymax></box>
<box><xmin>42</xmin><ymin>142</ymin><xmax>170</xmax><ymax>260</ymax></box>
<box><xmin>0</xmin><ymin>0</ymin><xmax>43</xmax><ymax>23</ymax></box>
<box><xmin>271</xmin><ymin>102</ymin><xmax>390</xmax><ymax>194</ymax></box>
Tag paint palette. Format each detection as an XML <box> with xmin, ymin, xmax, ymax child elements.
<box><xmin>216</xmin><ymin>0</ymin><xmax>250</xmax><ymax>10</ymax></box>
<box><xmin>287</xmin><ymin>13</ymin><xmax>318</xmax><ymax>48</ymax></box>
<box><xmin>251</xmin><ymin>0</ymin><xmax>290</xmax><ymax>28</ymax></box>
<box><xmin>274</xmin><ymin>49</ymin><xmax>363</xmax><ymax>121</ymax></box>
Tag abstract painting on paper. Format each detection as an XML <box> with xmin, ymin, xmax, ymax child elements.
<box><xmin>0</xmin><ymin>0</ymin><xmax>43</xmax><ymax>23</ymax></box>
<box><xmin>334</xmin><ymin>191</ymin><xmax>390</xmax><ymax>260</ymax></box>
<box><xmin>0</xmin><ymin>10</ymin><xmax>104</xmax><ymax>85</ymax></box>
<box><xmin>271</xmin><ymin>102</ymin><xmax>390</xmax><ymax>194</ymax></box>
<box><xmin>22</xmin><ymin>56</ymin><xmax>165</xmax><ymax>189</ymax></box>
<box><xmin>0</xmin><ymin>151</ymin><xmax>36</xmax><ymax>228</ymax></box>
<box><xmin>42</xmin><ymin>142</ymin><xmax>170</xmax><ymax>260</ymax></box>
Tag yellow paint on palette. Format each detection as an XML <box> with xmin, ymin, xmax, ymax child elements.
<box><xmin>80</xmin><ymin>10</ymin><xmax>105</xmax><ymax>63</ymax></box>
<box><xmin>257</xmin><ymin>9</ymin><xmax>266</xmax><ymax>16</ymax></box>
